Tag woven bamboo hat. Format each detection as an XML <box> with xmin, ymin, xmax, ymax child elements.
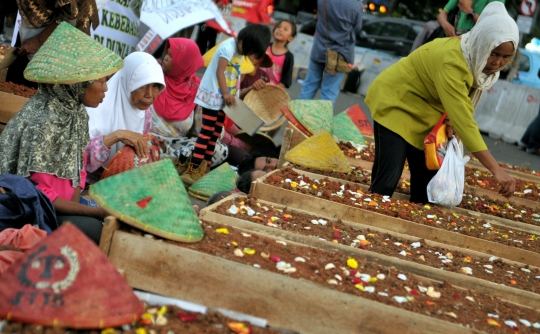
<box><xmin>0</xmin><ymin>224</ymin><xmax>144</xmax><ymax>328</ymax></box>
<box><xmin>90</xmin><ymin>160</ymin><xmax>204</xmax><ymax>243</ymax></box>
<box><xmin>289</xmin><ymin>100</ymin><xmax>334</xmax><ymax>135</ymax></box>
<box><xmin>24</xmin><ymin>22</ymin><xmax>123</xmax><ymax>84</ymax></box>
<box><xmin>285</xmin><ymin>130</ymin><xmax>351</xmax><ymax>173</ymax></box>
<box><xmin>333</xmin><ymin>112</ymin><xmax>367</xmax><ymax>145</ymax></box>
<box><xmin>243</xmin><ymin>84</ymin><xmax>289</xmax><ymax>131</ymax></box>
<box><xmin>188</xmin><ymin>163</ymin><xmax>238</xmax><ymax>201</ymax></box>
<box><xmin>280</xmin><ymin>104</ymin><xmax>312</xmax><ymax>137</ymax></box>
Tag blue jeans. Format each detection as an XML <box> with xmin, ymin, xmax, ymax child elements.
<box><xmin>299</xmin><ymin>59</ymin><xmax>345</xmax><ymax>105</ymax></box>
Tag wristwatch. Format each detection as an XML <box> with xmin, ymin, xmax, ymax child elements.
<box><xmin>467</xmin><ymin>10</ymin><xmax>476</xmax><ymax>19</ymax></box>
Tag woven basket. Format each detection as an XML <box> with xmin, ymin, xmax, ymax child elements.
<box><xmin>244</xmin><ymin>84</ymin><xmax>289</xmax><ymax>131</ymax></box>
<box><xmin>90</xmin><ymin>160</ymin><xmax>204</xmax><ymax>242</ymax></box>
<box><xmin>233</xmin><ymin>131</ymin><xmax>275</xmax><ymax>153</ymax></box>
<box><xmin>289</xmin><ymin>100</ymin><xmax>334</xmax><ymax>135</ymax></box>
<box><xmin>188</xmin><ymin>163</ymin><xmax>238</xmax><ymax>201</ymax></box>
<box><xmin>285</xmin><ymin>130</ymin><xmax>351</xmax><ymax>173</ymax></box>
<box><xmin>24</xmin><ymin>22</ymin><xmax>123</xmax><ymax>84</ymax></box>
<box><xmin>101</xmin><ymin>134</ymin><xmax>161</xmax><ymax>180</ymax></box>
<box><xmin>333</xmin><ymin>112</ymin><xmax>367</xmax><ymax>145</ymax></box>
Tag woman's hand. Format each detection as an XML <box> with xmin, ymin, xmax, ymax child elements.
<box><xmin>105</xmin><ymin>130</ymin><xmax>149</xmax><ymax>158</ymax></box>
<box><xmin>492</xmin><ymin>169</ymin><xmax>516</xmax><ymax>197</ymax></box>
<box><xmin>19</xmin><ymin>36</ymin><xmax>42</xmax><ymax>56</ymax></box>
<box><xmin>442</xmin><ymin>22</ymin><xmax>456</xmax><ymax>37</ymax></box>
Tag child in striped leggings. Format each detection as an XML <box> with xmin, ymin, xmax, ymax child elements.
<box><xmin>181</xmin><ymin>24</ymin><xmax>271</xmax><ymax>186</ymax></box>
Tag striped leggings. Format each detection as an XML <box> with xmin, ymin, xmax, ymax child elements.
<box><xmin>192</xmin><ymin>107</ymin><xmax>226</xmax><ymax>166</ymax></box>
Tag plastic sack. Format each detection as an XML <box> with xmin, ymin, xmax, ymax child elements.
<box><xmin>427</xmin><ymin>137</ymin><xmax>470</xmax><ymax>207</ymax></box>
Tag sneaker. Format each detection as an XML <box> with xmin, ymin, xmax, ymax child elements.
<box><xmin>517</xmin><ymin>140</ymin><xmax>527</xmax><ymax>150</ymax></box>
<box><xmin>526</xmin><ymin>147</ymin><xmax>540</xmax><ymax>155</ymax></box>
<box><xmin>0</xmin><ymin>35</ymin><xmax>5</xmax><ymax>43</ymax></box>
<box><xmin>180</xmin><ymin>161</ymin><xmax>206</xmax><ymax>186</ymax></box>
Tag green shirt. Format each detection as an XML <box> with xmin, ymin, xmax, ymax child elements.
<box><xmin>444</xmin><ymin>0</ymin><xmax>506</xmax><ymax>31</ymax></box>
<box><xmin>365</xmin><ymin>38</ymin><xmax>487</xmax><ymax>153</ymax></box>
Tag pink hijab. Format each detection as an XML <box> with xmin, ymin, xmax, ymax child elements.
<box><xmin>153</xmin><ymin>38</ymin><xmax>204</xmax><ymax>122</ymax></box>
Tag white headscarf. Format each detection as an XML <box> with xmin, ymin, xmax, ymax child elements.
<box><xmin>87</xmin><ymin>52</ymin><xmax>165</xmax><ymax>166</ymax></box>
<box><xmin>460</xmin><ymin>2</ymin><xmax>519</xmax><ymax>105</ymax></box>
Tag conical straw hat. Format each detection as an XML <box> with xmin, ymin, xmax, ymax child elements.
<box><xmin>244</xmin><ymin>84</ymin><xmax>289</xmax><ymax>131</ymax></box>
<box><xmin>188</xmin><ymin>163</ymin><xmax>238</xmax><ymax>201</ymax></box>
<box><xmin>289</xmin><ymin>100</ymin><xmax>334</xmax><ymax>135</ymax></box>
<box><xmin>24</xmin><ymin>22</ymin><xmax>123</xmax><ymax>84</ymax></box>
<box><xmin>90</xmin><ymin>160</ymin><xmax>204</xmax><ymax>242</ymax></box>
<box><xmin>333</xmin><ymin>111</ymin><xmax>367</xmax><ymax>145</ymax></box>
<box><xmin>0</xmin><ymin>224</ymin><xmax>143</xmax><ymax>328</ymax></box>
<box><xmin>285</xmin><ymin>130</ymin><xmax>351</xmax><ymax>173</ymax></box>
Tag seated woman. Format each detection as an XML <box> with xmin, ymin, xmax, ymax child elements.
<box><xmin>150</xmin><ymin>38</ymin><xmax>229</xmax><ymax>170</ymax></box>
<box><xmin>85</xmin><ymin>52</ymin><xmax>166</xmax><ymax>182</ymax></box>
<box><xmin>0</xmin><ymin>22</ymin><xmax>123</xmax><ymax>243</ymax></box>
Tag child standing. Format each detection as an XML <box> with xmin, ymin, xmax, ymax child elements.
<box><xmin>181</xmin><ymin>24</ymin><xmax>271</xmax><ymax>185</ymax></box>
<box><xmin>263</xmin><ymin>20</ymin><xmax>297</xmax><ymax>89</ymax></box>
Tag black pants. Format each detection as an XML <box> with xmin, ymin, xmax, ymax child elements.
<box><xmin>57</xmin><ymin>216</ymin><xmax>103</xmax><ymax>244</ymax></box>
<box><xmin>370</xmin><ymin>121</ymin><xmax>437</xmax><ymax>204</ymax></box>
<box><xmin>196</xmin><ymin>24</ymin><xmax>218</xmax><ymax>55</ymax></box>
<box><xmin>520</xmin><ymin>113</ymin><xmax>540</xmax><ymax>152</ymax></box>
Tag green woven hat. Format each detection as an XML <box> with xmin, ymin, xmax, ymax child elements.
<box><xmin>333</xmin><ymin>112</ymin><xmax>367</xmax><ymax>145</ymax></box>
<box><xmin>188</xmin><ymin>163</ymin><xmax>238</xmax><ymax>201</ymax></box>
<box><xmin>89</xmin><ymin>160</ymin><xmax>204</xmax><ymax>243</ymax></box>
<box><xmin>24</xmin><ymin>22</ymin><xmax>123</xmax><ymax>84</ymax></box>
<box><xmin>289</xmin><ymin>100</ymin><xmax>334</xmax><ymax>135</ymax></box>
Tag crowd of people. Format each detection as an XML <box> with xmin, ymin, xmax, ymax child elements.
<box><xmin>0</xmin><ymin>0</ymin><xmax>528</xmax><ymax>250</ymax></box>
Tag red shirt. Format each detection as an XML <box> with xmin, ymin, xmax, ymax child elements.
<box><xmin>231</xmin><ymin>0</ymin><xmax>273</xmax><ymax>24</ymax></box>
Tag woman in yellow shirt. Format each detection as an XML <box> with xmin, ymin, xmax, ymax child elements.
<box><xmin>365</xmin><ymin>2</ymin><xmax>517</xmax><ymax>203</ymax></box>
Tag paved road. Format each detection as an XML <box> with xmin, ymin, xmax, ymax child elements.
<box><xmin>285</xmin><ymin>80</ymin><xmax>540</xmax><ymax>171</ymax></box>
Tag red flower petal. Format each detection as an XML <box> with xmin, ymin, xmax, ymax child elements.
<box><xmin>178</xmin><ymin>312</ymin><xmax>198</xmax><ymax>322</ymax></box>
<box><xmin>137</xmin><ymin>196</ymin><xmax>152</xmax><ymax>209</ymax></box>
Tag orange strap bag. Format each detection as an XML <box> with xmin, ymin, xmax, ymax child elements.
<box><xmin>424</xmin><ymin>113</ymin><xmax>448</xmax><ymax>170</ymax></box>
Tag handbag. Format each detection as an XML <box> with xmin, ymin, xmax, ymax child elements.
<box><xmin>424</xmin><ymin>113</ymin><xmax>448</xmax><ymax>170</ymax></box>
<box><xmin>323</xmin><ymin>0</ymin><xmax>352</xmax><ymax>73</ymax></box>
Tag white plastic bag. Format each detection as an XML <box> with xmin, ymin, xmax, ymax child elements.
<box><xmin>427</xmin><ymin>137</ymin><xmax>470</xmax><ymax>207</ymax></box>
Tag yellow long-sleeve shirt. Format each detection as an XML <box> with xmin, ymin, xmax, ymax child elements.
<box><xmin>365</xmin><ymin>37</ymin><xmax>488</xmax><ymax>153</ymax></box>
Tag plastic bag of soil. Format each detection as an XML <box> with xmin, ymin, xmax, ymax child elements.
<box><xmin>427</xmin><ymin>137</ymin><xmax>469</xmax><ymax>207</ymax></box>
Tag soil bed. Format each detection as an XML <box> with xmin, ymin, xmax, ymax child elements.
<box><xmin>0</xmin><ymin>81</ymin><xmax>37</xmax><ymax>99</ymax></box>
<box><xmin>291</xmin><ymin>164</ymin><xmax>540</xmax><ymax>227</ymax></box>
<box><xmin>263</xmin><ymin>169</ymin><xmax>540</xmax><ymax>253</ymax></box>
<box><xmin>465</xmin><ymin>167</ymin><xmax>540</xmax><ymax>202</ymax></box>
<box><xmin>119</xmin><ymin>221</ymin><xmax>540</xmax><ymax>333</ymax></box>
<box><xmin>1</xmin><ymin>304</ymin><xmax>279</xmax><ymax>334</ymax></box>
<box><xmin>213</xmin><ymin>196</ymin><xmax>540</xmax><ymax>294</ymax></box>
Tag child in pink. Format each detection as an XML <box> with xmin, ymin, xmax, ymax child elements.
<box><xmin>263</xmin><ymin>20</ymin><xmax>296</xmax><ymax>88</ymax></box>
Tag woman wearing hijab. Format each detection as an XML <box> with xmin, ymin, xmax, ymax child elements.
<box><xmin>0</xmin><ymin>22</ymin><xmax>123</xmax><ymax>243</ymax></box>
<box><xmin>150</xmin><ymin>38</ymin><xmax>228</xmax><ymax>170</ymax></box>
<box><xmin>365</xmin><ymin>2</ymin><xmax>518</xmax><ymax>204</ymax></box>
<box><xmin>85</xmin><ymin>52</ymin><xmax>166</xmax><ymax>182</ymax></box>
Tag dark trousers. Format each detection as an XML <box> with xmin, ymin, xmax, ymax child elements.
<box><xmin>196</xmin><ymin>24</ymin><xmax>218</xmax><ymax>55</ymax></box>
<box><xmin>57</xmin><ymin>216</ymin><xmax>103</xmax><ymax>245</ymax></box>
<box><xmin>192</xmin><ymin>107</ymin><xmax>225</xmax><ymax>166</ymax></box>
<box><xmin>370</xmin><ymin>121</ymin><xmax>437</xmax><ymax>204</ymax></box>
<box><xmin>520</xmin><ymin>114</ymin><xmax>540</xmax><ymax>152</ymax></box>
<box><xmin>6</xmin><ymin>35</ymin><xmax>38</xmax><ymax>89</ymax></box>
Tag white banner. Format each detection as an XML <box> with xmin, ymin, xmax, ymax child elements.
<box><xmin>140</xmin><ymin>0</ymin><xmax>231</xmax><ymax>39</ymax></box>
<box><xmin>92</xmin><ymin>0</ymin><xmax>141</xmax><ymax>59</ymax></box>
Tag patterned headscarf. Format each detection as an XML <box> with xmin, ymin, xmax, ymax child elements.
<box><xmin>0</xmin><ymin>81</ymin><xmax>94</xmax><ymax>187</ymax></box>
<box><xmin>16</xmin><ymin>0</ymin><xmax>99</xmax><ymax>34</ymax></box>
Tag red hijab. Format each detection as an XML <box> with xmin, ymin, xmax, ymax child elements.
<box><xmin>153</xmin><ymin>38</ymin><xmax>204</xmax><ymax>122</ymax></box>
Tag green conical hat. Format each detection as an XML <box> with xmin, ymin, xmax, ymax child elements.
<box><xmin>285</xmin><ymin>130</ymin><xmax>351</xmax><ymax>173</ymax></box>
<box><xmin>188</xmin><ymin>163</ymin><xmax>238</xmax><ymax>201</ymax></box>
<box><xmin>89</xmin><ymin>160</ymin><xmax>203</xmax><ymax>243</ymax></box>
<box><xmin>333</xmin><ymin>112</ymin><xmax>367</xmax><ymax>145</ymax></box>
<box><xmin>289</xmin><ymin>100</ymin><xmax>334</xmax><ymax>135</ymax></box>
<box><xmin>24</xmin><ymin>22</ymin><xmax>123</xmax><ymax>84</ymax></box>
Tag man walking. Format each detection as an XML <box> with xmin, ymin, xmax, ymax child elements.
<box><xmin>298</xmin><ymin>0</ymin><xmax>362</xmax><ymax>105</ymax></box>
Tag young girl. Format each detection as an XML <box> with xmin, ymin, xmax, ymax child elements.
<box><xmin>181</xmin><ymin>24</ymin><xmax>271</xmax><ymax>185</ymax></box>
<box><xmin>263</xmin><ymin>19</ymin><xmax>296</xmax><ymax>89</ymax></box>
